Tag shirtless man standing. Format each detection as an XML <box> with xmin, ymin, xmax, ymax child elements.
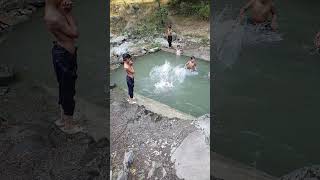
<box><xmin>185</xmin><ymin>56</ymin><xmax>197</xmax><ymax>71</ymax></box>
<box><xmin>167</xmin><ymin>25</ymin><xmax>173</xmax><ymax>48</ymax></box>
<box><xmin>44</xmin><ymin>0</ymin><xmax>82</xmax><ymax>133</ymax></box>
<box><xmin>239</xmin><ymin>0</ymin><xmax>278</xmax><ymax>31</ymax></box>
<box><xmin>123</xmin><ymin>53</ymin><xmax>136</xmax><ymax>104</ymax></box>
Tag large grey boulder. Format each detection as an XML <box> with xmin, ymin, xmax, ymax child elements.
<box><xmin>154</xmin><ymin>38</ymin><xmax>168</xmax><ymax>48</ymax></box>
<box><xmin>111</xmin><ymin>41</ymin><xmax>134</xmax><ymax>57</ymax></box>
<box><xmin>110</xmin><ymin>35</ymin><xmax>127</xmax><ymax>46</ymax></box>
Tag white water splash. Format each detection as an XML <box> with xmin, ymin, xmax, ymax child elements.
<box><xmin>149</xmin><ymin>61</ymin><xmax>198</xmax><ymax>93</ymax></box>
<box><xmin>213</xmin><ymin>6</ymin><xmax>282</xmax><ymax>67</ymax></box>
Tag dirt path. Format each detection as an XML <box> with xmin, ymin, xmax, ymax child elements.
<box><xmin>168</xmin><ymin>15</ymin><xmax>209</xmax><ymax>38</ymax></box>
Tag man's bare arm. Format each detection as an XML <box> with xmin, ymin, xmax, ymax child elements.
<box><xmin>50</xmin><ymin>13</ymin><xmax>78</xmax><ymax>38</ymax></box>
<box><xmin>270</xmin><ymin>4</ymin><xmax>278</xmax><ymax>31</ymax></box>
<box><xmin>239</xmin><ymin>0</ymin><xmax>255</xmax><ymax>23</ymax></box>
<box><xmin>271</xmin><ymin>5</ymin><xmax>277</xmax><ymax>20</ymax></box>
<box><xmin>240</xmin><ymin>0</ymin><xmax>255</xmax><ymax>13</ymax></box>
<box><xmin>125</xmin><ymin>66</ymin><xmax>135</xmax><ymax>74</ymax></box>
<box><xmin>65</xmin><ymin>13</ymin><xmax>78</xmax><ymax>32</ymax></box>
<box><xmin>315</xmin><ymin>32</ymin><xmax>320</xmax><ymax>48</ymax></box>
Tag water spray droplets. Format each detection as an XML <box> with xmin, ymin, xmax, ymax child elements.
<box><xmin>149</xmin><ymin>61</ymin><xmax>197</xmax><ymax>93</ymax></box>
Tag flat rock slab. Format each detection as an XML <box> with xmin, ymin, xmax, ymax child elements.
<box><xmin>171</xmin><ymin>130</ymin><xmax>210</xmax><ymax>180</ymax></box>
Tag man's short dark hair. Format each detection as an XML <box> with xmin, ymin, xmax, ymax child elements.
<box><xmin>122</xmin><ymin>53</ymin><xmax>131</xmax><ymax>61</ymax></box>
<box><xmin>191</xmin><ymin>56</ymin><xmax>195</xmax><ymax>59</ymax></box>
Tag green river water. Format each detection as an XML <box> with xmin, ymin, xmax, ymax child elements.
<box><xmin>111</xmin><ymin>51</ymin><xmax>210</xmax><ymax>117</ymax></box>
<box><xmin>213</xmin><ymin>0</ymin><xmax>320</xmax><ymax>176</ymax></box>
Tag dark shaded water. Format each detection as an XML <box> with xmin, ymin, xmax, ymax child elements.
<box><xmin>213</xmin><ymin>0</ymin><xmax>320</xmax><ymax>176</ymax></box>
<box><xmin>0</xmin><ymin>0</ymin><xmax>106</xmax><ymax>106</ymax></box>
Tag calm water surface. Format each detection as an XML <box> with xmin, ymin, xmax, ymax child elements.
<box><xmin>213</xmin><ymin>0</ymin><xmax>320</xmax><ymax>176</ymax></box>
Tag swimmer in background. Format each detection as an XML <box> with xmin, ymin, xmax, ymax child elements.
<box><xmin>176</xmin><ymin>45</ymin><xmax>183</xmax><ymax>56</ymax></box>
<box><xmin>239</xmin><ymin>0</ymin><xmax>278</xmax><ymax>31</ymax></box>
<box><xmin>185</xmin><ymin>56</ymin><xmax>197</xmax><ymax>71</ymax></box>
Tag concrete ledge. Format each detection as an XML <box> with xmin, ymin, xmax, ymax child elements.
<box><xmin>116</xmin><ymin>88</ymin><xmax>196</xmax><ymax>120</ymax></box>
<box><xmin>134</xmin><ymin>92</ymin><xmax>196</xmax><ymax>121</ymax></box>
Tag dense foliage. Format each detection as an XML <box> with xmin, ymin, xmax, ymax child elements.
<box><xmin>168</xmin><ymin>0</ymin><xmax>210</xmax><ymax>20</ymax></box>
<box><xmin>131</xmin><ymin>6</ymin><xmax>169</xmax><ymax>37</ymax></box>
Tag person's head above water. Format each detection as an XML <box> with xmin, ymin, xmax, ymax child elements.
<box><xmin>190</xmin><ymin>56</ymin><xmax>196</xmax><ymax>62</ymax></box>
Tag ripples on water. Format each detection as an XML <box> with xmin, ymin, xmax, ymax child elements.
<box><xmin>213</xmin><ymin>7</ymin><xmax>283</xmax><ymax>67</ymax></box>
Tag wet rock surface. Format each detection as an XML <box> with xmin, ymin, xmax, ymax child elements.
<box><xmin>110</xmin><ymin>88</ymin><xmax>199</xmax><ymax>179</ymax></box>
<box><xmin>0</xmin><ymin>80</ymin><xmax>110</xmax><ymax>179</ymax></box>
<box><xmin>0</xmin><ymin>0</ymin><xmax>44</xmax><ymax>35</ymax></box>
<box><xmin>110</xmin><ymin>33</ymin><xmax>210</xmax><ymax>69</ymax></box>
<box><xmin>280</xmin><ymin>166</ymin><xmax>320</xmax><ymax>180</ymax></box>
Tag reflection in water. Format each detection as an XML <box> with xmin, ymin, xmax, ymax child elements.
<box><xmin>214</xmin><ymin>1</ymin><xmax>320</xmax><ymax>176</ymax></box>
<box><xmin>213</xmin><ymin>7</ymin><xmax>282</xmax><ymax>67</ymax></box>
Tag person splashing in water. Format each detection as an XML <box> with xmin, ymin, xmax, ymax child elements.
<box><xmin>122</xmin><ymin>53</ymin><xmax>136</xmax><ymax>104</ymax></box>
<box><xmin>239</xmin><ymin>0</ymin><xmax>278</xmax><ymax>31</ymax></box>
<box><xmin>176</xmin><ymin>45</ymin><xmax>183</xmax><ymax>56</ymax></box>
<box><xmin>185</xmin><ymin>56</ymin><xmax>197</xmax><ymax>72</ymax></box>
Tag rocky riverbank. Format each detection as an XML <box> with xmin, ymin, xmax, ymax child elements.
<box><xmin>280</xmin><ymin>166</ymin><xmax>320</xmax><ymax>180</ymax></box>
<box><xmin>110</xmin><ymin>1</ymin><xmax>210</xmax><ymax>69</ymax></box>
<box><xmin>0</xmin><ymin>77</ymin><xmax>109</xmax><ymax>179</ymax></box>
<box><xmin>110</xmin><ymin>32</ymin><xmax>210</xmax><ymax>69</ymax></box>
<box><xmin>110</xmin><ymin>87</ymin><xmax>210</xmax><ymax>179</ymax></box>
<box><xmin>0</xmin><ymin>0</ymin><xmax>44</xmax><ymax>42</ymax></box>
